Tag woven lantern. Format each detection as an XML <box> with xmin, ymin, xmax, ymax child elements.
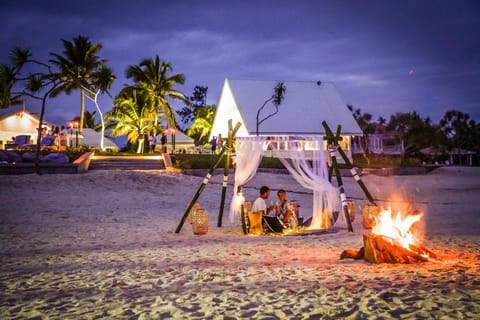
<box><xmin>191</xmin><ymin>208</ymin><xmax>208</xmax><ymax>235</ymax></box>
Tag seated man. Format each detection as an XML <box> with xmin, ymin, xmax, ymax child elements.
<box><xmin>251</xmin><ymin>185</ymin><xmax>274</xmax><ymax>215</ymax></box>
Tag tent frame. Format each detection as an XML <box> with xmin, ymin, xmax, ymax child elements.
<box><xmin>175</xmin><ymin>120</ymin><xmax>377</xmax><ymax>235</ymax></box>
<box><xmin>175</xmin><ymin>120</ymin><xmax>241</xmax><ymax>233</ymax></box>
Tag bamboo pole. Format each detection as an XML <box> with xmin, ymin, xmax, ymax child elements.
<box><xmin>217</xmin><ymin>120</ymin><xmax>240</xmax><ymax>227</ymax></box>
<box><xmin>175</xmin><ymin>121</ymin><xmax>241</xmax><ymax>234</ymax></box>
<box><xmin>328</xmin><ymin>165</ymin><xmax>334</xmax><ymax>182</ymax></box>
<box><xmin>323</xmin><ymin>123</ymin><xmax>353</xmax><ymax>232</ymax></box>
<box><xmin>175</xmin><ymin>151</ymin><xmax>226</xmax><ymax>233</ymax></box>
<box><xmin>329</xmin><ymin>144</ymin><xmax>353</xmax><ymax>232</ymax></box>
<box><xmin>322</xmin><ymin>121</ymin><xmax>377</xmax><ymax>206</ymax></box>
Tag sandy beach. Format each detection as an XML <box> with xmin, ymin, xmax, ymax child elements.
<box><xmin>0</xmin><ymin>166</ymin><xmax>479</xmax><ymax>319</ymax></box>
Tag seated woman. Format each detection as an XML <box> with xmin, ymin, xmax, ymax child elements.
<box><xmin>275</xmin><ymin>189</ymin><xmax>293</xmax><ymax>223</ymax></box>
<box><xmin>273</xmin><ymin>189</ymin><xmax>300</xmax><ymax>230</ymax></box>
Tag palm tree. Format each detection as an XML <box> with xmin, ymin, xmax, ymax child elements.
<box><xmin>121</xmin><ymin>55</ymin><xmax>188</xmax><ymax>131</ymax></box>
<box><xmin>2</xmin><ymin>47</ymin><xmax>62</xmax><ymax>173</ymax></box>
<box><xmin>49</xmin><ymin>35</ymin><xmax>107</xmax><ymax>131</ymax></box>
<box><xmin>82</xmin><ymin>64</ymin><xmax>115</xmax><ymax>150</ymax></box>
<box><xmin>0</xmin><ymin>47</ymin><xmax>30</xmax><ymax>108</ymax></box>
<box><xmin>256</xmin><ymin>82</ymin><xmax>286</xmax><ymax>135</ymax></box>
<box><xmin>387</xmin><ymin>111</ymin><xmax>426</xmax><ymax>162</ymax></box>
<box><xmin>377</xmin><ymin>116</ymin><xmax>387</xmax><ymax>126</ymax></box>
<box><xmin>83</xmin><ymin>110</ymin><xmax>98</xmax><ymax>130</ymax></box>
<box><xmin>106</xmin><ymin>90</ymin><xmax>161</xmax><ymax>152</ymax></box>
<box><xmin>186</xmin><ymin>105</ymin><xmax>216</xmax><ymax>145</ymax></box>
<box><xmin>347</xmin><ymin>104</ymin><xmax>373</xmax><ymax>161</ymax></box>
<box><xmin>439</xmin><ymin>110</ymin><xmax>480</xmax><ymax>159</ymax></box>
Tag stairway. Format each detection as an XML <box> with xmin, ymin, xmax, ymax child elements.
<box><xmin>89</xmin><ymin>155</ymin><xmax>167</xmax><ymax>171</ymax></box>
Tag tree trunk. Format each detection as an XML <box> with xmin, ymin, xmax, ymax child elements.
<box><xmin>79</xmin><ymin>89</ymin><xmax>85</xmax><ymax>133</ymax></box>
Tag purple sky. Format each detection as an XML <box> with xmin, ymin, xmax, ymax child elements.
<box><xmin>1</xmin><ymin>0</ymin><xmax>479</xmax><ymax>127</ymax></box>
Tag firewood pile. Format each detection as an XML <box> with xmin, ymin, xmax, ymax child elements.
<box><xmin>341</xmin><ymin>233</ymin><xmax>437</xmax><ymax>264</ymax></box>
<box><xmin>342</xmin><ymin>204</ymin><xmax>436</xmax><ymax>264</ymax></box>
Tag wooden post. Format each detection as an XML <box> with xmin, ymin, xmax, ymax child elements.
<box><xmin>217</xmin><ymin>120</ymin><xmax>241</xmax><ymax>227</ymax></box>
<box><xmin>175</xmin><ymin>121</ymin><xmax>241</xmax><ymax>234</ymax></box>
<box><xmin>327</xmin><ymin>126</ymin><xmax>353</xmax><ymax>232</ymax></box>
<box><xmin>322</xmin><ymin>121</ymin><xmax>377</xmax><ymax>206</ymax></box>
<box><xmin>328</xmin><ymin>165</ymin><xmax>334</xmax><ymax>182</ymax></box>
<box><xmin>329</xmin><ymin>145</ymin><xmax>353</xmax><ymax>232</ymax></box>
<box><xmin>175</xmin><ymin>151</ymin><xmax>226</xmax><ymax>233</ymax></box>
<box><xmin>322</xmin><ymin>122</ymin><xmax>353</xmax><ymax>232</ymax></box>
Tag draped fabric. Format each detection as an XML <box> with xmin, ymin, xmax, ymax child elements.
<box><xmin>228</xmin><ymin>138</ymin><xmax>267</xmax><ymax>223</ymax></box>
<box><xmin>275</xmin><ymin>139</ymin><xmax>339</xmax><ymax>229</ymax></box>
<box><xmin>229</xmin><ymin>135</ymin><xmax>340</xmax><ymax>229</ymax></box>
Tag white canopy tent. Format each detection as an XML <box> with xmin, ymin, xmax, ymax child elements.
<box><xmin>209</xmin><ymin>79</ymin><xmax>362</xmax><ymax>230</ymax></box>
<box><xmin>211</xmin><ymin>79</ymin><xmax>362</xmax><ymax>133</ymax></box>
<box><xmin>210</xmin><ymin>78</ymin><xmax>363</xmax><ymax>162</ymax></box>
<box><xmin>77</xmin><ymin>128</ymin><xmax>119</xmax><ymax>151</ymax></box>
<box><xmin>229</xmin><ymin>135</ymin><xmax>341</xmax><ymax>230</ymax></box>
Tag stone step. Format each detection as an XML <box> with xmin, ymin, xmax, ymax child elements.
<box><xmin>89</xmin><ymin>155</ymin><xmax>166</xmax><ymax>170</ymax></box>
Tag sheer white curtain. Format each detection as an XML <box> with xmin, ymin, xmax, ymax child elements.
<box><xmin>273</xmin><ymin>137</ymin><xmax>340</xmax><ymax>229</ymax></box>
<box><xmin>228</xmin><ymin>138</ymin><xmax>266</xmax><ymax>223</ymax></box>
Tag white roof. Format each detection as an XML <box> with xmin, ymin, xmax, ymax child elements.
<box><xmin>80</xmin><ymin>128</ymin><xmax>119</xmax><ymax>149</ymax></box>
<box><xmin>211</xmin><ymin>78</ymin><xmax>362</xmax><ymax>138</ymax></box>
<box><xmin>155</xmin><ymin>130</ymin><xmax>194</xmax><ymax>145</ymax></box>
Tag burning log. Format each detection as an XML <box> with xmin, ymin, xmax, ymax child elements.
<box><xmin>363</xmin><ymin>234</ymin><xmax>432</xmax><ymax>263</ymax></box>
<box><xmin>341</xmin><ymin>234</ymin><xmax>436</xmax><ymax>264</ymax></box>
<box><xmin>341</xmin><ymin>205</ymin><xmax>436</xmax><ymax>264</ymax></box>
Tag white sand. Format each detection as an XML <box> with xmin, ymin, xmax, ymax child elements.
<box><xmin>0</xmin><ymin>167</ymin><xmax>479</xmax><ymax>319</ymax></box>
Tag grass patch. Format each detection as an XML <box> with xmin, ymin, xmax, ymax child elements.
<box><xmin>170</xmin><ymin>154</ymin><xmax>286</xmax><ymax>170</ymax></box>
<box><xmin>170</xmin><ymin>153</ymin><xmax>424</xmax><ymax>170</ymax></box>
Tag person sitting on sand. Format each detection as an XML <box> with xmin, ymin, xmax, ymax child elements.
<box><xmin>252</xmin><ymin>186</ymin><xmax>274</xmax><ymax>215</ymax></box>
<box><xmin>275</xmin><ymin>189</ymin><xmax>294</xmax><ymax>223</ymax></box>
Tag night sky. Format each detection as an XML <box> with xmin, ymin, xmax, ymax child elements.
<box><xmin>1</xmin><ymin>0</ymin><xmax>479</xmax><ymax>126</ymax></box>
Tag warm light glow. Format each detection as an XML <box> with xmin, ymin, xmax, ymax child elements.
<box><xmin>235</xmin><ymin>191</ymin><xmax>245</xmax><ymax>210</ymax></box>
<box><xmin>92</xmin><ymin>155</ymin><xmax>163</xmax><ymax>160</ymax></box>
<box><xmin>306</xmin><ymin>210</ymin><xmax>332</xmax><ymax>230</ymax></box>
<box><xmin>372</xmin><ymin>206</ymin><xmax>422</xmax><ymax>249</ymax></box>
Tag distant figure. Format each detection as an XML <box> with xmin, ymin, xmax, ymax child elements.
<box><xmin>161</xmin><ymin>131</ymin><xmax>168</xmax><ymax>153</ymax></box>
<box><xmin>210</xmin><ymin>136</ymin><xmax>217</xmax><ymax>154</ymax></box>
<box><xmin>149</xmin><ymin>134</ymin><xmax>157</xmax><ymax>153</ymax></box>
<box><xmin>217</xmin><ymin>134</ymin><xmax>223</xmax><ymax>153</ymax></box>
<box><xmin>60</xmin><ymin>125</ymin><xmax>68</xmax><ymax>147</ymax></box>
<box><xmin>53</xmin><ymin>126</ymin><xmax>60</xmax><ymax>149</ymax></box>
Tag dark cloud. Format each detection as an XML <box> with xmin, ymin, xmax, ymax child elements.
<box><xmin>1</xmin><ymin>0</ymin><xmax>479</xmax><ymax>125</ymax></box>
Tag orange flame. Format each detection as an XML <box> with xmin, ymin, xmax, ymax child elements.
<box><xmin>372</xmin><ymin>206</ymin><xmax>422</xmax><ymax>249</ymax></box>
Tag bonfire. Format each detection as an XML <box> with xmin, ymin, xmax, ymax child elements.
<box><xmin>341</xmin><ymin>204</ymin><xmax>436</xmax><ymax>264</ymax></box>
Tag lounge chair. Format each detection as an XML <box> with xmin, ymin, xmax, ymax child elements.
<box><xmin>16</xmin><ymin>135</ymin><xmax>57</xmax><ymax>151</ymax></box>
<box><xmin>4</xmin><ymin>135</ymin><xmax>31</xmax><ymax>150</ymax></box>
